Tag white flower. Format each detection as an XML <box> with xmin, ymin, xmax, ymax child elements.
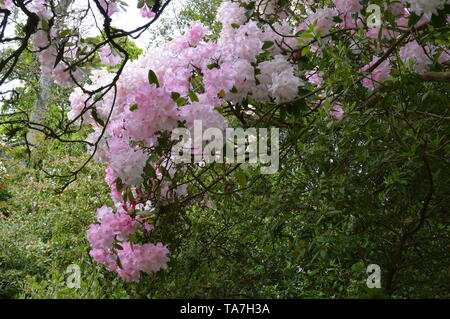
<box><xmin>402</xmin><ymin>0</ymin><xmax>446</xmax><ymax>20</ymax></box>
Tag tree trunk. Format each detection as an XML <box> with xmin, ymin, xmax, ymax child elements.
<box><xmin>26</xmin><ymin>75</ymin><xmax>53</xmax><ymax>146</ymax></box>
<box><xmin>25</xmin><ymin>0</ymin><xmax>74</xmax><ymax>147</ymax></box>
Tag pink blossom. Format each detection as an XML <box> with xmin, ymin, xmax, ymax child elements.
<box><xmin>52</xmin><ymin>63</ymin><xmax>84</xmax><ymax>88</ymax></box>
<box><xmin>87</xmin><ymin>207</ymin><xmax>136</xmax><ymax>249</ymax></box>
<box><xmin>107</xmin><ymin>137</ymin><xmax>148</xmax><ymax>186</ymax></box>
<box><xmin>0</xmin><ymin>0</ymin><xmax>13</xmax><ymax>10</ymax></box>
<box><xmin>359</xmin><ymin>56</ymin><xmax>391</xmax><ymax>89</ymax></box>
<box><xmin>331</xmin><ymin>104</ymin><xmax>345</xmax><ymax>120</ymax></box>
<box><xmin>269</xmin><ymin>69</ymin><xmax>302</xmax><ymax>104</ymax></box>
<box><xmin>89</xmin><ymin>249</ymin><xmax>116</xmax><ymax>270</ymax></box>
<box><xmin>28</xmin><ymin>0</ymin><xmax>51</xmax><ymax>19</ymax></box>
<box><xmin>181</xmin><ymin>99</ymin><xmax>227</xmax><ymax>134</ymax></box>
<box><xmin>386</xmin><ymin>2</ymin><xmax>405</xmax><ymax>15</ymax></box>
<box><xmin>399</xmin><ymin>41</ymin><xmax>433</xmax><ymax>74</ymax></box>
<box><xmin>143</xmin><ymin>223</ymin><xmax>155</xmax><ymax>231</ymax></box>
<box><xmin>98</xmin><ymin>0</ymin><xmax>119</xmax><ymax>17</ymax></box>
<box><xmin>401</xmin><ymin>0</ymin><xmax>445</xmax><ymax>20</ymax></box>
<box><xmin>332</xmin><ymin>0</ymin><xmax>362</xmax><ymax>14</ymax></box>
<box><xmin>203</xmin><ymin>62</ymin><xmax>236</xmax><ymax>98</ymax></box>
<box><xmin>216</xmin><ymin>1</ymin><xmax>247</xmax><ymax>27</ymax></box>
<box><xmin>365</xmin><ymin>28</ymin><xmax>396</xmax><ymax>41</ymax></box>
<box><xmin>99</xmin><ymin>45</ymin><xmax>122</xmax><ymax>66</ymax></box>
<box><xmin>306</xmin><ymin>8</ymin><xmax>338</xmax><ymax>35</ymax></box>
<box><xmin>187</xmin><ymin>21</ymin><xmax>210</xmax><ymax>46</ymax></box>
<box><xmin>396</xmin><ymin>13</ymin><xmax>430</xmax><ymax>30</ymax></box>
<box><xmin>124</xmin><ymin>83</ymin><xmax>179</xmax><ymax>143</ymax></box>
<box><xmin>116</xmin><ymin>242</ymin><xmax>169</xmax><ymax>282</ymax></box>
<box><xmin>305</xmin><ymin>68</ymin><xmax>324</xmax><ymax>86</ymax></box>
<box><xmin>140</xmin><ymin>7</ymin><xmax>156</xmax><ymax>19</ymax></box>
<box><xmin>438</xmin><ymin>51</ymin><xmax>450</xmax><ymax>65</ymax></box>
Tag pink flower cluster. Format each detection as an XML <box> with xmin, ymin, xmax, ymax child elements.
<box><xmin>332</xmin><ymin>0</ymin><xmax>362</xmax><ymax>14</ymax></box>
<box><xmin>99</xmin><ymin>45</ymin><xmax>122</xmax><ymax>66</ymax></box>
<box><xmin>98</xmin><ymin>0</ymin><xmax>119</xmax><ymax>17</ymax></box>
<box><xmin>68</xmin><ymin>1</ymin><xmax>305</xmax><ymax>196</ymax></box>
<box><xmin>306</xmin><ymin>8</ymin><xmax>338</xmax><ymax>35</ymax></box>
<box><xmin>31</xmin><ymin>3</ymin><xmax>84</xmax><ymax>87</ymax></box>
<box><xmin>401</xmin><ymin>0</ymin><xmax>446</xmax><ymax>20</ymax></box>
<box><xmin>87</xmin><ymin>206</ymin><xmax>136</xmax><ymax>249</ymax></box>
<box><xmin>305</xmin><ymin>68</ymin><xmax>324</xmax><ymax>86</ymax></box>
<box><xmin>399</xmin><ymin>41</ymin><xmax>434</xmax><ymax>74</ymax></box>
<box><xmin>140</xmin><ymin>7</ymin><xmax>156</xmax><ymax>19</ymax></box>
<box><xmin>0</xmin><ymin>0</ymin><xmax>13</xmax><ymax>10</ymax></box>
<box><xmin>331</xmin><ymin>103</ymin><xmax>345</xmax><ymax>120</ymax></box>
<box><xmin>87</xmin><ymin>206</ymin><xmax>169</xmax><ymax>282</ymax></box>
<box><xmin>359</xmin><ymin>56</ymin><xmax>392</xmax><ymax>90</ymax></box>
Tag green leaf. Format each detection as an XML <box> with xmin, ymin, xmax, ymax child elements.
<box><xmin>159</xmin><ymin>165</ymin><xmax>172</xmax><ymax>181</ymax></box>
<box><xmin>115</xmin><ymin>178</ymin><xmax>123</xmax><ymax>192</ymax></box>
<box><xmin>91</xmin><ymin>107</ymin><xmax>105</xmax><ymax>127</ymax></box>
<box><xmin>116</xmin><ymin>257</ymin><xmax>123</xmax><ymax>269</ymax></box>
<box><xmin>137</xmin><ymin>0</ymin><xmax>146</xmax><ymax>8</ymax></box>
<box><xmin>236</xmin><ymin>170</ymin><xmax>247</xmax><ymax>188</ymax></box>
<box><xmin>136</xmin><ymin>210</ymin><xmax>154</xmax><ymax>215</ymax></box>
<box><xmin>188</xmin><ymin>90</ymin><xmax>199</xmax><ymax>102</ymax></box>
<box><xmin>144</xmin><ymin>162</ymin><xmax>157</xmax><ymax>179</ymax></box>
<box><xmin>262</xmin><ymin>41</ymin><xmax>274</xmax><ymax>50</ymax></box>
<box><xmin>207</xmin><ymin>63</ymin><xmax>219</xmax><ymax>70</ymax></box>
<box><xmin>301</xmin><ymin>46</ymin><xmax>310</xmax><ymax>56</ymax></box>
<box><xmin>171</xmin><ymin>92</ymin><xmax>181</xmax><ymax>101</ymax></box>
<box><xmin>148</xmin><ymin>69</ymin><xmax>160</xmax><ymax>87</ymax></box>
<box><xmin>333</xmin><ymin>16</ymin><xmax>343</xmax><ymax>23</ymax></box>
<box><xmin>408</xmin><ymin>12</ymin><xmax>421</xmax><ymax>27</ymax></box>
<box><xmin>60</xmin><ymin>29</ymin><xmax>73</xmax><ymax>37</ymax></box>
<box><xmin>114</xmin><ymin>243</ymin><xmax>124</xmax><ymax>250</ymax></box>
<box><xmin>299</xmin><ymin>31</ymin><xmax>314</xmax><ymax>39</ymax></box>
<box><xmin>176</xmin><ymin>97</ymin><xmax>186</xmax><ymax>106</ymax></box>
<box><xmin>129</xmin><ymin>104</ymin><xmax>138</xmax><ymax>112</ymax></box>
<box><xmin>430</xmin><ymin>6</ymin><xmax>448</xmax><ymax>28</ymax></box>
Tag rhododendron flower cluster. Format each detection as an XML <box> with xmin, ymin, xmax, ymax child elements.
<box><xmin>140</xmin><ymin>7</ymin><xmax>156</xmax><ymax>19</ymax></box>
<box><xmin>360</xmin><ymin>56</ymin><xmax>392</xmax><ymax>90</ymax></box>
<box><xmin>99</xmin><ymin>45</ymin><xmax>122</xmax><ymax>66</ymax></box>
<box><xmin>0</xmin><ymin>0</ymin><xmax>13</xmax><ymax>11</ymax></box>
<box><xmin>401</xmin><ymin>0</ymin><xmax>446</xmax><ymax>20</ymax></box>
<box><xmin>87</xmin><ymin>206</ymin><xmax>136</xmax><ymax>250</ymax></box>
<box><xmin>387</xmin><ymin>2</ymin><xmax>406</xmax><ymax>16</ymax></box>
<box><xmin>305</xmin><ymin>68</ymin><xmax>324</xmax><ymax>87</ymax></box>
<box><xmin>87</xmin><ymin>206</ymin><xmax>169</xmax><ymax>282</ymax></box>
<box><xmin>438</xmin><ymin>51</ymin><xmax>450</xmax><ymax>64</ymax></box>
<box><xmin>217</xmin><ymin>1</ymin><xmax>247</xmax><ymax>26</ymax></box>
<box><xmin>333</xmin><ymin>0</ymin><xmax>362</xmax><ymax>15</ymax></box>
<box><xmin>68</xmin><ymin>1</ymin><xmax>306</xmax><ymax>198</ymax></box>
<box><xmin>305</xmin><ymin>8</ymin><xmax>338</xmax><ymax>35</ymax></box>
<box><xmin>67</xmin><ymin>0</ymin><xmax>315</xmax><ymax>280</ymax></box>
<box><xmin>98</xmin><ymin>0</ymin><xmax>120</xmax><ymax>17</ymax></box>
<box><xmin>399</xmin><ymin>41</ymin><xmax>434</xmax><ymax>74</ymax></box>
<box><xmin>31</xmin><ymin>1</ymin><xmax>85</xmax><ymax>87</ymax></box>
<box><xmin>331</xmin><ymin>104</ymin><xmax>345</xmax><ymax>120</ymax></box>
